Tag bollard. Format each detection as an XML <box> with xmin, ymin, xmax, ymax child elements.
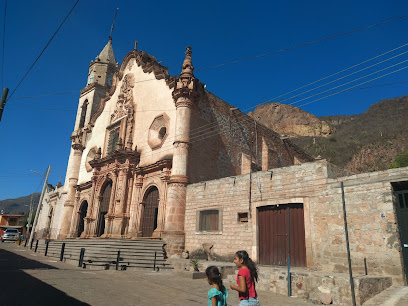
<box><xmin>24</xmin><ymin>238</ymin><xmax>28</xmax><ymax>248</ymax></box>
<box><xmin>45</xmin><ymin>240</ymin><xmax>49</xmax><ymax>256</ymax></box>
<box><xmin>116</xmin><ymin>251</ymin><xmax>120</xmax><ymax>271</ymax></box>
<box><xmin>78</xmin><ymin>248</ymin><xmax>85</xmax><ymax>268</ymax></box>
<box><xmin>30</xmin><ymin>238</ymin><xmax>34</xmax><ymax>249</ymax></box>
<box><xmin>60</xmin><ymin>243</ymin><xmax>65</xmax><ymax>261</ymax></box>
<box><xmin>153</xmin><ymin>251</ymin><xmax>157</xmax><ymax>271</ymax></box>
<box><xmin>364</xmin><ymin>258</ymin><xmax>368</xmax><ymax>275</ymax></box>
<box><xmin>34</xmin><ymin>240</ymin><xmax>39</xmax><ymax>252</ymax></box>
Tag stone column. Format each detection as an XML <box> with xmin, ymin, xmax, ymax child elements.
<box><xmin>67</xmin><ymin>190</ymin><xmax>81</xmax><ymax>238</ymax></box>
<box><xmin>104</xmin><ymin>170</ymin><xmax>118</xmax><ymax>237</ymax></box>
<box><xmin>59</xmin><ymin>139</ymin><xmax>84</xmax><ymax>239</ymax></box>
<box><xmin>163</xmin><ymin>46</ymin><xmax>198</xmax><ymax>257</ymax></box>
<box><xmin>84</xmin><ymin>175</ymin><xmax>98</xmax><ymax>238</ymax></box>
<box><xmin>129</xmin><ymin>175</ymin><xmax>143</xmax><ymax>238</ymax></box>
<box><xmin>111</xmin><ymin>168</ymin><xmax>129</xmax><ymax>238</ymax></box>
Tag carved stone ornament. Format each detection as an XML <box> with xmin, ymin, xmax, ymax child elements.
<box><xmin>70</xmin><ymin>130</ymin><xmax>84</xmax><ymax>151</ymax></box>
<box><xmin>111</xmin><ymin>73</ymin><xmax>135</xmax><ymax>124</ymax></box>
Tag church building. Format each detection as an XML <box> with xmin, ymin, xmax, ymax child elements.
<box><xmin>35</xmin><ymin>38</ymin><xmax>313</xmax><ymax>256</ymax></box>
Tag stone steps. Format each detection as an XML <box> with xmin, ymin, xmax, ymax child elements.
<box><xmin>31</xmin><ymin>238</ymin><xmax>172</xmax><ymax>271</ymax></box>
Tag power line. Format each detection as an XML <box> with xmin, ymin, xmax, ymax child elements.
<box><xmin>7</xmin><ymin>0</ymin><xmax>80</xmax><ymax>101</ymax></box>
<box><xmin>297</xmin><ymin>65</ymin><xmax>408</xmax><ymax>108</ymax></box>
<box><xmin>195</xmin><ymin>14</ymin><xmax>408</xmax><ymax>72</ymax></box>
<box><xmin>8</xmin><ymin>91</ymin><xmax>79</xmax><ymax>100</ymax></box>
<box><xmin>1</xmin><ymin>0</ymin><xmax>7</xmax><ymax>89</ymax></box>
<box><xmin>243</xmin><ymin>42</ymin><xmax>408</xmax><ymax>111</ymax></box>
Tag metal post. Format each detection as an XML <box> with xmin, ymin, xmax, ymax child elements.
<box><xmin>0</xmin><ymin>87</ymin><xmax>9</xmax><ymax>123</ymax></box>
<box><xmin>287</xmin><ymin>206</ymin><xmax>291</xmax><ymax>297</ymax></box>
<box><xmin>60</xmin><ymin>243</ymin><xmax>65</xmax><ymax>261</ymax></box>
<box><xmin>28</xmin><ymin>166</ymin><xmax>51</xmax><ymax>248</ymax></box>
<box><xmin>341</xmin><ymin>182</ymin><xmax>356</xmax><ymax>306</ymax></box>
<box><xmin>116</xmin><ymin>251</ymin><xmax>120</xmax><ymax>271</ymax></box>
<box><xmin>78</xmin><ymin>248</ymin><xmax>85</xmax><ymax>267</ymax></box>
<box><xmin>364</xmin><ymin>258</ymin><xmax>368</xmax><ymax>275</ymax></box>
<box><xmin>34</xmin><ymin>240</ymin><xmax>39</xmax><ymax>252</ymax></box>
<box><xmin>153</xmin><ymin>251</ymin><xmax>157</xmax><ymax>271</ymax></box>
<box><xmin>45</xmin><ymin>240</ymin><xmax>49</xmax><ymax>256</ymax></box>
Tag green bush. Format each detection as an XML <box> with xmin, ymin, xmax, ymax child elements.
<box><xmin>389</xmin><ymin>151</ymin><xmax>408</xmax><ymax>169</ymax></box>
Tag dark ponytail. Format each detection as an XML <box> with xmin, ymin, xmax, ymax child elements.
<box><xmin>205</xmin><ymin>266</ymin><xmax>225</xmax><ymax>293</ymax></box>
<box><xmin>236</xmin><ymin>250</ymin><xmax>258</xmax><ymax>283</ymax></box>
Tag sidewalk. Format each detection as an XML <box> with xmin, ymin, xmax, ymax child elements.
<box><xmin>363</xmin><ymin>286</ymin><xmax>408</xmax><ymax>306</ymax></box>
<box><xmin>0</xmin><ymin>242</ymin><xmax>310</xmax><ymax>305</ymax></box>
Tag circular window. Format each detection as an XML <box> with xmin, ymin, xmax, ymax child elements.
<box><xmin>148</xmin><ymin>113</ymin><xmax>169</xmax><ymax>150</ymax></box>
<box><xmin>158</xmin><ymin>127</ymin><xmax>167</xmax><ymax>139</ymax></box>
<box><xmin>85</xmin><ymin>147</ymin><xmax>97</xmax><ymax>172</ymax></box>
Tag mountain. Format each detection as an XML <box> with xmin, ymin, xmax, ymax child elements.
<box><xmin>253</xmin><ymin>96</ymin><xmax>408</xmax><ymax>173</ymax></box>
<box><xmin>249</xmin><ymin>103</ymin><xmax>335</xmax><ymax>137</ymax></box>
<box><xmin>0</xmin><ymin>193</ymin><xmax>41</xmax><ymax>215</ymax></box>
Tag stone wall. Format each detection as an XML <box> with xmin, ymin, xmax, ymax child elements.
<box><xmin>185</xmin><ymin>160</ymin><xmax>408</xmax><ymax>284</ymax></box>
<box><xmin>187</xmin><ymin>89</ymin><xmax>314</xmax><ymax>184</ymax></box>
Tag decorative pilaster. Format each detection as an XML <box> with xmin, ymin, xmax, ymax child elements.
<box><xmin>59</xmin><ymin>132</ymin><xmax>85</xmax><ymax>239</ymax></box>
<box><xmin>163</xmin><ymin>46</ymin><xmax>199</xmax><ymax>257</ymax></box>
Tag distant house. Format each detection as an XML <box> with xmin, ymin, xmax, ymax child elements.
<box><xmin>0</xmin><ymin>214</ymin><xmax>24</xmax><ymax>236</ymax></box>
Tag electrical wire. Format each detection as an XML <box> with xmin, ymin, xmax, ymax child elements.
<box><xmin>195</xmin><ymin>14</ymin><xmax>408</xmax><ymax>72</ymax></box>
<box><xmin>297</xmin><ymin>65</ymin><xmax>408</xmax><ymax>108</ymax></box>
<box><xmin>1</xmin><ymin>0</ymin><xmax>7</xmax><ymax>89</ymax></box>
<box><xmin>7</xmin><ymin>0</ymin><xmax>80</xmax><ymax>101</ymax></box>
<box><xmin>243</xmin><ymin>43</ymin><xmax>408</xmax><ymax>111</ymax></box>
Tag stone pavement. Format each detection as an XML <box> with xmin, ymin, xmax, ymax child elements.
<box><xmin>0</xmin><ymin>242</ymin><xmax>310</xmax><ymax>306</ymax></box>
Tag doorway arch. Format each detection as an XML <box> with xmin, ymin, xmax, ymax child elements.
<box><xmin>77</xmin><ymin>201</ymin><xmax>88</xmax><ymax>237</ymax></box>
<box><xmin>141</xmin><ymin>186</ymin><xmax>159</xmax><ymax>237</ymax></box>
<box><xmin>97</xmin><ymin>180</ymin><xmax>112</xmax><ymax>237</ymax></box>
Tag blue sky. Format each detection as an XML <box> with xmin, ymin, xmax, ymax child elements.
<box><xmin>1</xmin><ymin>0</ymin><xmax>408</xmax><ymax>200</ymax></box>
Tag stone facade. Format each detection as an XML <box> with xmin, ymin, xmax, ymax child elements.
<box><xmin>185</xmin><ymin>159</ymin><xmax>408</xmax><ymax>284</ymax></box>
<box><xmin>34</xmin><ymin>40</ymin><xmax>312</xmax><ymax>257</ymax></box>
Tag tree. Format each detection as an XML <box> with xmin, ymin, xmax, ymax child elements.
<box><xmin>389</xmin><ymin>151</ymin><xmax>408</xmax><ymax>169</ymax></box>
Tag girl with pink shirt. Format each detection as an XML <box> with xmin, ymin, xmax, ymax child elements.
<box><xmin>230</xmin><ymin>250</ymin><xmax>260</xmax><ymax>306</ymax></box>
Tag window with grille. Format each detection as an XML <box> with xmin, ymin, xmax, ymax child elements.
<box><xmin>107</xmin><ymin>127</ymin><xmax>120</xmax><ymax>153</ymax></box>
<box><xmin>199</xmin><ymin>210</ymin><xmax>219</xmax><ymax>231</ymax></box>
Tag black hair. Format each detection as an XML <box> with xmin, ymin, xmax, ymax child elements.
<box><xmin>235</xmin><ymin>250</ymin><xmax>258</xmax><ymax>283</ymax></box>
<box><xmin>205</xmin><ymin>266</ymin><xmax>225</xmax><ymax>293</ymax></box>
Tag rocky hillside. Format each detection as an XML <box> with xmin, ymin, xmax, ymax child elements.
<box><xmin>254</xmin><ymin>96</ymin><xmax>408</xmax><ymax>173</ymax></box>
<box><xmin>249</xmin><ymin>103</ymin><xmax>335</xmax><ymax>137</ymax></box>
<box><xmin>0</xmin><ymin>193</ymin><xmax>40</xmax><ymax>214</ymax></box>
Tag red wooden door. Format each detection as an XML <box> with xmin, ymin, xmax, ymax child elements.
<box><xmin>258</xmin><ymin>204</ymin><xmax>306</xmax><ymax>267</ymax></box>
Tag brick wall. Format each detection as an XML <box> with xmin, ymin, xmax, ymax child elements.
<box><xmin>185</xmin><ymin>160</ymin><xmax>408</xmax><ymax>284</ymax></box>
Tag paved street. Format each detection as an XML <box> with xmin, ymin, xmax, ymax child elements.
<box><xmin>0</xmin><ymin>242</ymin><xmax>310</xmax><ymax>306</ymax></box>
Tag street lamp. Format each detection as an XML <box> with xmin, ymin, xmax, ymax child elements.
<box><xmin>28</xmin><ymin>166</ymin><xmax>51</xmax><ymax>247</ymax></box>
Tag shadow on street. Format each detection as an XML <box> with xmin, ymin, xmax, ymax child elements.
<box><xmin>0</xmin><ymin>248</ymin><xmax>89</xmax><ymax>306</ymax></box>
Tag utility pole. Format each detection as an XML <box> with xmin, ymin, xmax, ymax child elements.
<box><xmin>29</xmin><ymin>165</ymin><xmax>51</xmax><ymax>247</ymax></box>
<box><xmin>0</xmin><ymin>87</ymin><xmax>9</xmax><ymax>122</ymax></box>
<box><xmin>26</xmin><ymin>193</ymin><xmax>34</xmax><ymax>235</ymax></box>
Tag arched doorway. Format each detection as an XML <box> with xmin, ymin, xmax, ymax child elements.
<box><xmin>141</xmin><ymin>187</ymin><xmax>159</xmax><ymax>237</ymax></box>
<box><xmin>97</xmin><ymin>181</ymin><xmax>112</xmax><ymax>237</ymax></box>
<box><xmin>77</xmin><ymin>201</ymin><xmax>88</xmax><ymax>237</ymax></box>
